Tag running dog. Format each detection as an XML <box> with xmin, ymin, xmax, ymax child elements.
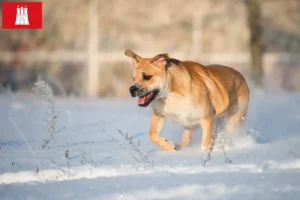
<box><xmin>125</xmin><ymin>49</ymin><xmax>249</xmax><ymax>152</ymax></box>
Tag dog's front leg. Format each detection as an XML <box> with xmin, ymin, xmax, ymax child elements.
<box><xmin>149</xmin><ymin>111</ymin><xmax>176</xmax><ymax>151</ymax></box>
<box><xmin>199</xmin><ymin>118</ymin><xmax>213</xmax><ymax>152</ymax></box>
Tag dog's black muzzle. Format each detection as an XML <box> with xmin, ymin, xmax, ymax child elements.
<box><xmin>129</xmin><ymin>85</ymin><xmax>139</xmax><ymax>97</ymax></box>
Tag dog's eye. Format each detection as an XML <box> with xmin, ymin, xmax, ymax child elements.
<box><xmin>143</xmin><ymin>74</ymin><xmax>152</xmax><ymax>80</ymax></box>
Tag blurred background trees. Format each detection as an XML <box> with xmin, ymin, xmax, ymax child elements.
<box><xmin>0</xmin><ymin>0</ymin><xmax>300</xmax><ymax>96</ymax></box>
<box><xmin>244</xmin><ymin>0</ymin><xmax>264</xmax><ymax>87</ymax></box>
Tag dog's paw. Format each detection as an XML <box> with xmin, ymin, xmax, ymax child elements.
<box><xmin>163</xmin><ymin>140</ymin><xmax>177</xmax><ymax>152</ymax></box>
<box><xmin>201</xmin><ymin>144</ymin><xmax>213</xmax><ymax>152</ymax></box>
<box><xmin>201</xmin><ymin>138</ymin><xmax>213</xmax><ymax>152</ymax></box>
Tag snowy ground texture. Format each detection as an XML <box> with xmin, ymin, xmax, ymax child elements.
<box><xmin>1</xmin><ymin>87</ymin><xmax>300</xmax><ymax>200</ymax></box>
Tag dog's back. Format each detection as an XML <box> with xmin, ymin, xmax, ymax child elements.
<box><xmin>179</xmin><ymin>61</ymin><xmax>249</xmax><ymax>117</ymax></box>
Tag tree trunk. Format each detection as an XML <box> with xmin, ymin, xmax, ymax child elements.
<box><xmin>244</xmin><ymin>0</ymin><xmax>264</xmax><ymax>87</ymax></box>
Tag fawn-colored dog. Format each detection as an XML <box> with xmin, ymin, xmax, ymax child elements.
<box><xmin>125</xmin><ymin>49</ymin><xmax>249</xmax><ymax>152</ymax></box>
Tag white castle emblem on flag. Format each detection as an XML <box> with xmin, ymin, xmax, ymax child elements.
<box><xmin>15</xmin><ymin>6</ymin><xmax>29</xmax><ymax>25</ymax></box>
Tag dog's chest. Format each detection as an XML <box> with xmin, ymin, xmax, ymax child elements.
<box><xmin>152</xmin><ymin>95</ymin><xmax>202</xmax><ymax>128</ymax></box>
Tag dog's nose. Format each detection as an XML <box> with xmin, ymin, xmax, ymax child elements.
<box><xmin>129</xmin><ymin>86</ymin><xmax>138</xmax><ymax>93</ymax></box>
<box><xmin>129</xmin><ymin>85</ymin><xmax>138</xmax><ymax>96</ymax></box>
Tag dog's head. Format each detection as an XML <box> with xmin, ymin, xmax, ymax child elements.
<box><xmin>125</xmin><ymin>49</ymin><xmax>171</xmax><ymax>107</ymax></box>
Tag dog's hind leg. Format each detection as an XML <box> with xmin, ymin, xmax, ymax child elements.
<box><xmin>225</xmin><ymin>92</ymin><xmax>249</xmax><ymax>134</ymax></box>
<box><xmin>180</xmin><ymin>129</ymin><xmax>195</xmax><ymax>148</ymax></box>
<box><xmin>199</xmin><ymin>117</ymin><xmax>213</xmax><ymax>152</ymax></box>
<box><xmin>149</xmin><ymin>111</ymin><xmax>176</xmax><ymax>151</ymax></box>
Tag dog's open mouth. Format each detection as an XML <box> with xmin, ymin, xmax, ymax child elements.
<box><xmin>138</xmin><ymin>89</ymin><xmax>159</xmax><ymax>107</ymax></box>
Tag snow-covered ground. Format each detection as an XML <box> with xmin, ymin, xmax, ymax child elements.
<box><xmin>1</xmin><ymin>88</ymin><xmax>300</xmax><ymax>200</ymax></box>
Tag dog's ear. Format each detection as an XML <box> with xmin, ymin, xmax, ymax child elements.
<box><xmin>151</xmin><ymin>53</ymin><xmax>170</xmax><ymax>66</ymax></box>
<box><xmin>125</xmin><ymin>49</ymin><xmax>141</xmax><ymax>65</ymax></box>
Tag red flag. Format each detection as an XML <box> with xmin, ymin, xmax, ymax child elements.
<box><xmin>2</xmin><ymin>2</ymin><xmax>42</xmax><ymax>29</ymax></box>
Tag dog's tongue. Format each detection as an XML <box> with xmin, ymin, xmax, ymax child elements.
<box><xmin>138</xmin><ymin>92</ymin><xmax>154</xmax><ymax>105</ymax></box>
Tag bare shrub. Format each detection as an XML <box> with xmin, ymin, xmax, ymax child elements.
<box><xmin>105</xmin><ymin>129</ymin><xmax>153</xmax><ymax>164</ymax></box>
<box><xmin>200</xmin><ymin>151</ymin><xmax>212</xmax><ymax>167</ymax></box>
<box><xmin>80</xmin><ymin>150</ymin><xmax>94</xmax><ymax>165</ymax></box>
<box><xmin>214</xmin><ymin>135</ymin><xmax>232</xmax><ymax>164</ymax></box>
<box><xmin>201</xmin><ymin>121</ymin><xmax>232</xmax><ymax>167</ymax></box>
<box><xmin>32</xmin><ymin>80</ymin><xmax>65</xmax><ymax>148</ymax></box>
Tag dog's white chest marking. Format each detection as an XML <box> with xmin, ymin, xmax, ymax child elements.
<box><xmin>152</xmin><ymin>94</ymin><xmax>202</xmax><ymax>129</ymax></box>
